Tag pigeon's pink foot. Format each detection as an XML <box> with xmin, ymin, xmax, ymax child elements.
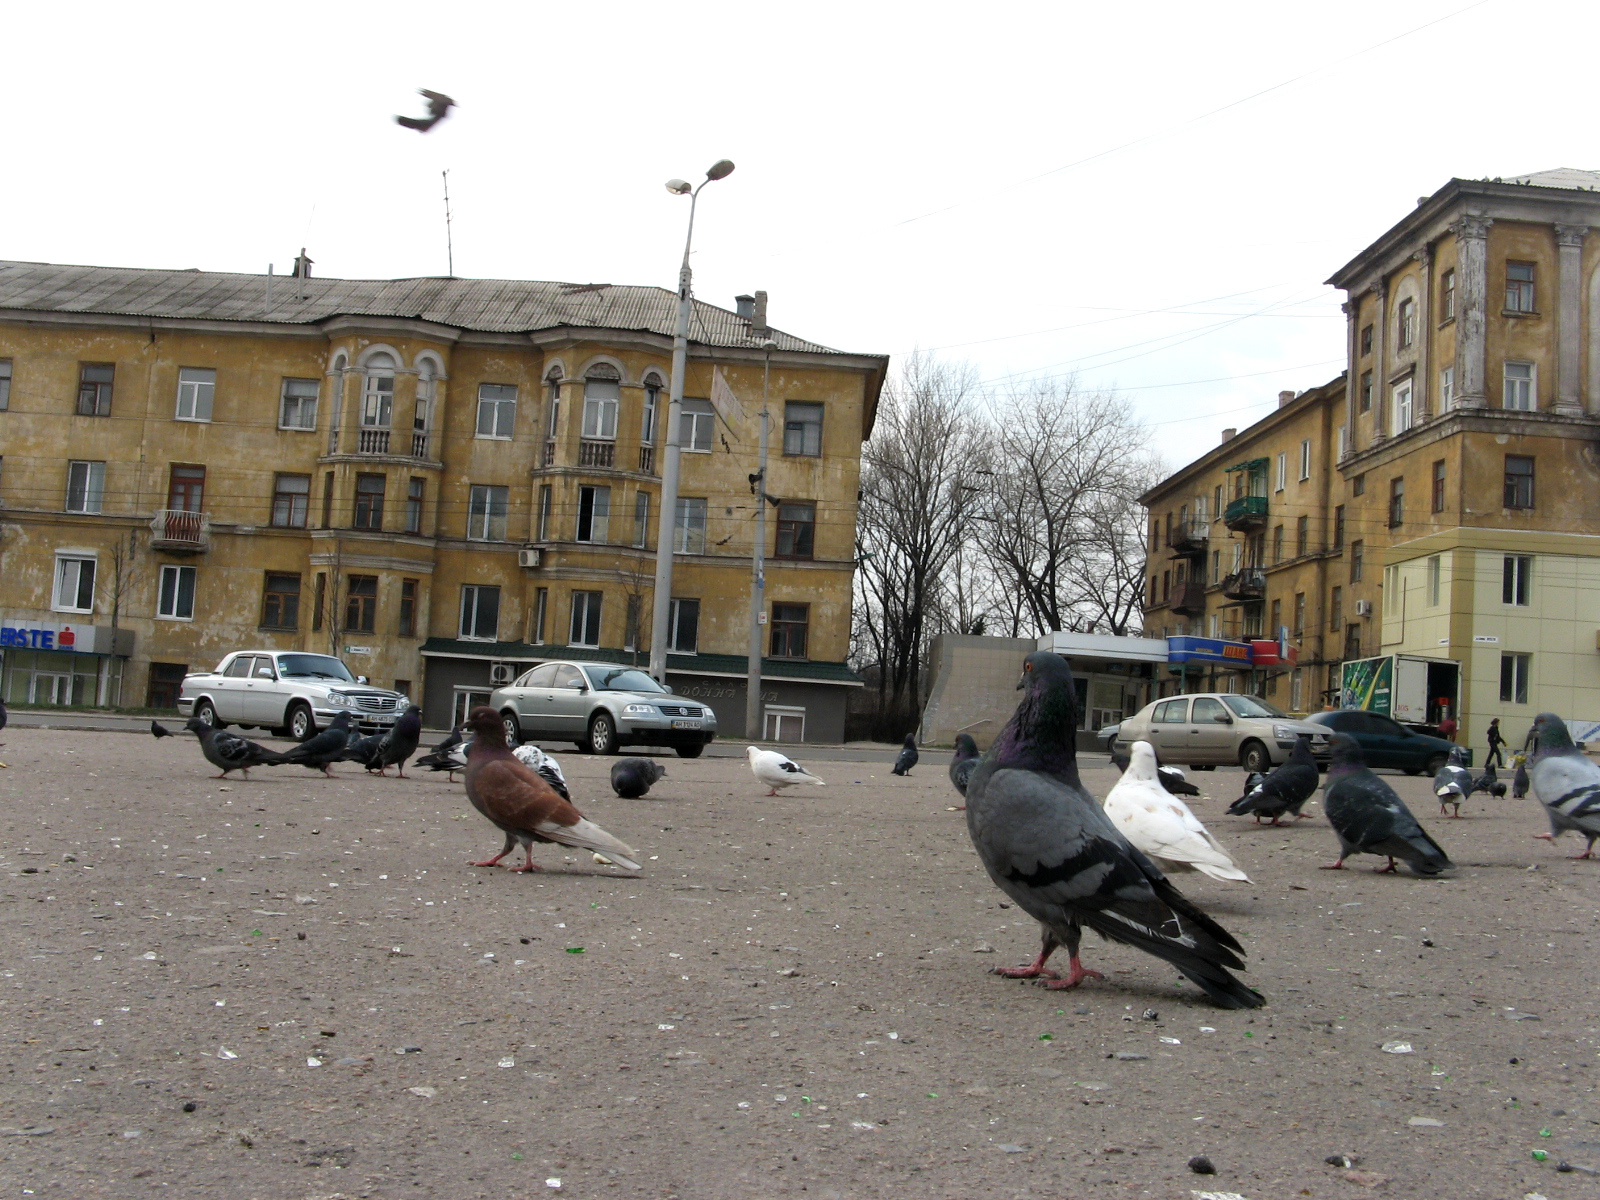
<box><xmin>507</xmin><ymin>862</ymin><xmax>543</xmax><ymax>873</ymax></box>
<box><xmin>1040</xmin><ymin>956</ymin><xmax>1105</xmax><ymax>990</ymax></box>
<box><xmin>991</xmin><ymin>950</ymin><xmax>1058</xmax><ymax>981</ymax></box>
<box><xmin>765</xmin><ymin>788</ymin><xmax>778</xmax><ymax>797</ymax></box>
<box><xmin>1570</xmin><ymin>848</ymin><xmax>1596</xmax><ymax>860</ymax></box>
<box><xmin>470</xmin><ymin>852</ymin><xmax>512</xmax><ymax>868</ymax></box>
<box><xmin>1319</xmin><ymin>860</ymin><xmax>1346</xmax><ymax>870</ymax></box>
<box><xmin>1295</xmin><ymin>811</ymin><xmax>1315</xmax><ymax>820</ymax></box>
<box><xmin>1533</xmin><ymin>833</ymin><xmax>1555</xmax><ymax>841</ymax></box>
<box><xmin>1374</xmin><ymin>858</ymin><xmax>1399</xmax><ymax>874</ymax></box>
<box><xmin>214</xmin><ymin>772</ymin><xmax>230</xmax><ymax>780</ymax></box>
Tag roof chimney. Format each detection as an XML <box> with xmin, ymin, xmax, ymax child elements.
<box><xmin>291</xmin><ymin>248</ymin><xmax>313</xmax><ymax>279</ymax></box>
<box><xmin>735</xmin><ymin>294</ymin><xmax>755</xmax><ymax>320</ymax></box>
<box><xmin>1220</xmin><ymin>427</ymin><xmax>1237</xmax><ymax>443</ymax></box>
<box><xmin>752</xmin><ymin>290</ymin><xmax>769</xmax><ymax>338</ymax></box>
<box><xmin>1277</xmin><ymin>389</ymin><xmax>1295</xmax><ymax>408</ymax></box>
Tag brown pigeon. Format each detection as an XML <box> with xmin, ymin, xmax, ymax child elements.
<box><xmin>461</xmin><ymin>706</ymin><xmax>641</xmax><ymax>873</ymax></box>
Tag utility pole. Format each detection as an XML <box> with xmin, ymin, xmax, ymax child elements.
<box><xmin>746</xmin><ymin>341</ymin><xmax>775</xmax><ymax>738</ymax></box>
<box><xmin>442</xmin><ymin>170</ymin><xmax>455</xmax><ymax>278</ymax></box>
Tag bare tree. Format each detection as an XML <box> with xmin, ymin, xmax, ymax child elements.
<box><xmin>103</xmin><ymin>526</ymin><xmax>141</xmax><ymax>633</ymax></box>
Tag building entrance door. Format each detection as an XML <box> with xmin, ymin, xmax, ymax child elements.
<box><xmin>30</xmin><ymin>673</ymin><xmax>72</xmax><ymax>704</ymax></box>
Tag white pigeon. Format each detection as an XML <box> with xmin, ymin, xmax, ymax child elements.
<box><xmin>513</xmin><ymin>743</ymin><xmax>569</xmax><ymax>793</ymax></box>
<box><xmin>1101</xmin><ymin>741</ymin><xmax>1251</xmax><ymax>882</ymax></box>
<box><xmin>747</xmin><ymin>745</ymin><xmax>825</xmax><ymax>795</ymax></box>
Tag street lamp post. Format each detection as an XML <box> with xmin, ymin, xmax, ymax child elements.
<box><xmin>649</xmin><ymin>160</ymin><xmax>734</xmax><ymax>684</ymax></box>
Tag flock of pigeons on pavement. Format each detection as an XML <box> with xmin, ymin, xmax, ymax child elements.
<box><xmin>143</xmin><ymin>655</ymin><xmax>1600</xmax><ymax>1010</ymax></box>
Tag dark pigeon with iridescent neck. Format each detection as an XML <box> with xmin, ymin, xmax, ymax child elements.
<box><xmin>964</xmin><ymin>650</ymin><xmax>1263</xmax><ymax>1008</ymax></box>
<box><xmin>1320</xmin><ymin>733</ymin><xmax>1454</xmax><ymax>875</ymax></box>
<box><xmin>1527</xmin><ymin>712</ymin><xmax>1600</xmax><ymax>858</ymax></box>
<box><xmin>891</xmin><ymin>735</ymin><xmax>919</xmax><ymax>777</ymax></box>
<box><xmin>948</xmin><ymin>733</ymin><xmax>980</xmax><ymax>799</ymax></box>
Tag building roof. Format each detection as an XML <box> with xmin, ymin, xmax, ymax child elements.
<box><xmin>1505</xmin><ymin>167</ymin><xmax>1600</xmax><ymax>191</ymax></box>
<box><xmin>0</xmin><ymin>259</ymin><xmax>855</xmax><ymax>357</ymax></box>
<box><xmin>418</xmin><ymin>638</ymin><xmax>863</xmax><ymax>685</ymax></box>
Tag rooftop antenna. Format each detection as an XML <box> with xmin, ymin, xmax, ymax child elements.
<box><xmin>442</xmin><ymin>170</ymin><xmax>455</xmax><ymax>278</ymax></box>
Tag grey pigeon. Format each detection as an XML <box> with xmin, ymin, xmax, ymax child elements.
<box><xmin>341</xmin><ymin>731</ymin><xmax>385</xmax><ymax>772</ymax></box>
<box><xmin>395</xmin><ymin>88</ymin><xmax>455</xmax><ymax>133</ymax></box>
<box><xmin>1235</xmin><ymin>770</ymin><xmax>1266</xmax><ymax>804</ymax></box>
<box><xmin>279</xmin><ymin>711</ymin><xmax>354</xmax><ymax>776</ymax></box>
<box><xmin>948</xmin><ymin>733</ymin><xmax>980</xmax><ymax>801</ymax></box>
<box><xmin>150</xmin><ymin>720</ymin><xmax>174</xmax><ymax>739</ymax></box>
<box><xmin>1320</xmin><ymin>734</ymin><xmax>1454</xmax><ymax>875</ymax></box>
<box><xmin>1512</xmin><ymin>756</ymin><xmax>1530</xmax><ymax>799</ymax></box>
<box><xmin>1229</xmin><ymin>735</ymin><xmax>1319</xmax><ymax>824</ymax></box>
<box><xmin>965</xmin><ymin>651</ymin><xmax>1263</xmax><ymax>1008</ymax></box>
<box><xmin>1109</xmin><ymin>747</ymin><xmax>1201</xmax><ymax>797</ymax></box>
<box><xmin>183</xmin><ymin>718</ymin><xmax>291</xmax><ymax>779</ymax></box>
<box><xmin>1527</xmin><ymin>712</ymin><xmax>1600</xmax><ymax>858</ymax></box>
<box><xmin>891</xmin><ymin>735</ymin><xmax>919</xmax><ymax>777</ymax></box>
<box><xmin>513</xmin><ymin>744</ymin><xmax>570</xmax><ymax>800</ymax></box>
<box><xmin>610</xmin><ymin>758</ymin><xmax>665</xmax><ymax>799</ymax></box>
<box><xmin>1433</xmin><ymin>745</ymin><xmax>1475</xmax><ymax>817</ymax></box>
<box><xmin>417</xmin><ymin>727</ymin><xmax>468</xmax><ymax>779</ymax></box>
<box><xmin>375</xmin><ymin>705</ymin><xmax>424</xmax><ymax>777</ymax></box>
<box><xmin>1474</xmin><ymin>763</ymin><xmax>1507</xmax><ymax>799</ymax></box>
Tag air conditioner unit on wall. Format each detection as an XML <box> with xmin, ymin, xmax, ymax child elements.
<box><xmin>1354</xmin><ymin>599</ymin><xmax>1372</xmax><ymax>616</ymax></box>
<box><xmin>489</xmin><ymin>662</ymin><xmax>516</xmax><ymax>685</ymax></box>
<box><xmin>518</xmin><ymin>548</ymin><xmax>544</xmax><ymax>568</ymax></box>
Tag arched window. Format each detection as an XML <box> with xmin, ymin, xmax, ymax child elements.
<box><xmin>363</xmin><ymin>352</ymin><xmax>395</xmax><ymax>430</ymax></box>
<box><xmin>544</xmin><ymin>367</ymin><xmax>563</xmax><ymax>439</ymax></box>
<box><xmin>642</xmin><ymin>372</ymin><xmax>664</xmax><ymax>444</ymax></box>
<box><xmin>326</xmin><ymin>354</ymin><xmax>348</xmax><ymax>453</ymax></box>
<box><xmin>414</xmin><ymin>359</ymin><xmax>436</xmax><ymax>457</ymax></box>
<box><xmin>582</xmin><ymin>364</ymin><xmax>621</xmax><ymax>440</ymax></box>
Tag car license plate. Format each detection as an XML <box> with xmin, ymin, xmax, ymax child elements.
<box><xmin>671</xmin><ymin>719</ymin><xmax>701</xmax><ymax>730</ymax></box>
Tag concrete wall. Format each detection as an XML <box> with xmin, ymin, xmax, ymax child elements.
<box><xmin>920</xmin><ymin>634</ymin><xmax>1035</xmax><ymax>749</ymax></box>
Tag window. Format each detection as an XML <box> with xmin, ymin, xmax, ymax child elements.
<box><xmin>1345</xmin><ymin>624</ymin><xmax>1362</xmax><ymax>659</ymax></box>
<box><xmin>474</xmin><ymin>383</ymin><xmax>517</xmax><ymax>439</ymax></box>
<box><xmin>405</xmin><ymin>477</ymin><xmax>424</xmax><ymax>534</ymax></box>
<box><xmin>1504</xmin><ymin>455</ymin><xmax>1535</xmax><ymax>509</ymax></box>
<box><xmin>1333</xmin><ymin>505</ymin><xmax>1345</xmax><ymax>549</ymax></box>
<box><xmin>1392</xmin><ymin>380</ymin><xmax>1413</xmax><ymax>432</ymax></box>
<box><xmin>674</xmin><ymin>496</ymin><xmax>707</xmax><ymax>554</ymax></box>
<box><xmin>1427</xmin><ymin>555</ymin><xmax>1442</xmax><ymax>606</ymax></box>
<box><xmin>262</xmin><ymin>572</ymin><xmax>300</xmax><ymax>629</ymax></box>
<box><xmin>536</xmin><ymin>484</ymin><xmax>553</xmax><ymax>541</ymax></box>
<box><xmin>345</xmin><ymin>575</ymin><xmax>378</xmax><ymax>633</ymax></box>
<box><xmin>1350</xmin><ymin>540</ymin><xmax>1364</xmax><ymax>582</ymax></box>
<box><xmin>467</xmin><ymin>484</ymin><xmax>509</xmax><ymax>541</ymax></box>
<box><xmin>776</xmin><ymin>501</ymin><xmax>816</xmax><ymax>559</ymax></box>
<box><xmin>157</xmin><ymin>565</ymin><xmax>196</xmax><ymax>620</ymax></box>
<box><xmin>1505</xmin><ymin>261</ymin><xmax>1536</xmax><ymax>312</ymax></box>
<box><xmin>353</xmin><ymin>473</ymin><xmax>385</xmax><ymax>530</ymax></box>
<box><xmin>1213</xmin><ymin>484</ymin><xmax>1223</xmax><ymax>519</ymax></box>
<box><xmin>1441</xmin><ymin>268</ymin><xmax>1456</xmax><ymax>320</ymax></box>
<box><xmin>1299</xmin><ymin>439</ymin><xmax>1311</xmax><ymax>481</ymax></box>
<box><xmin>1502</xmin><ymin>554</ymin><xmax>1531</xmax><ymax>606</ymax></box>
<box><xmin>1295</xmin><ymin>515</ymin><xmax>1308</xmax><ymax>558</ymax></box>
<box><xmin>569</xmin><ymin>590</ymin><xmax>602</xmax><ymax>647</ymax></box>
<box><xmin>66</xmin><ymin>461</ymin><xmax>105</xmax><ymax>513</ymax></box>
<box><xmin>1360</xmin><ymin>324</ymin><xmax>1373</xmax><ymax>356</ymax></box>
<box><xmin>1329</xmin><ymin>585</ymin><xmax>1343</xmax><ymax>631</ymax></box>
<box><xmin>1431</xmin><ymin>460</ymin><xmax>1446</xmax><ymax>513</ymax></box>
<box><xmin>1352</xmin><ymin>473</ymin><xmax>1365</xmax><ymax>497</ymax></box>
<box><xmin>362</xmin><ymin>354</ymin><xmax>395</xmax><ymax>428</ymax></box>
<box><xmin>271</xmin><ymin>474</ymin><xmax>310</xmax><ymax>528</ymax></box>
<box><xmin>1500</xmin><ymin>653</ymin><xmax>1531</xmax><ymax>705</ymax></box>
<box><xmin>1359</xmin><ymin>370</ymin><xmax>1372</xmax><ymax>413</ymax></box>
<box><xmin>459</xmin><ymin>584</ymin><xmax>500</xmax><ymax>641</ymax></box>
<box><xmin>1503</xmin><ymin>361</ymin><xmax>1535</xmax><ymax>411</ymax></box>
<box><xmin>175</xmin><ymin>367</ymin><xmax>215</xmax><ymax>421</ymax></box>
<box><xmin>279</xmin><ymin>378</ymin><xmax>318</xmax><ymax>430</ymax></box>
<box><xmin>1274</xmin><ymin>452</ymin><xmax>1286</xmax><ymax>492</ymax></box>
<box><xmin>167</xmin><ymin>464</ymin><xmax>205</xmax><ymax>512</ymax></box>
<box><xmin>1271</xmin><ymin>525</ymin><xmax>1283</xmax><ymax>563</ymax></box>
<box><xmin>1290</xmin><ymin>668</ymin><xmax>1304</xmax><ymax>711</ymax></box>
<box><xmin>77</xmin><ymin>363</ymin><xmax>113</xmax><ymax>416</ymax></box>
<box><xmin>413</xmin><ymin>363</ymin><xmax>434</xmax><ymax>450</ymax></box>
<box><xmin>771</xmin><ymin>602</ymin><xmax>809</xmax><ymax>658</ymax></box>
<box><xmin>1396</xmin><ymin>298</ymin><xmax>1416</xmax><ymax>348</ymax></box>
<box><xmin>321</xmin><ymin>471</ymin><xmax>334</xmax><ymax>528</ymax></box>
<box><xmin>581</xmin><ymin>370</ymin><xmax>619</xmax><ymax>440</ymax></box>
<box><xmin>764</xmin><ymin>706</ymin><xmax>805</xmax><ymax>741</ymax></box>
<box><xmin>530</xmin><ymin>588</ymin><xmax>548</xmax><ymax>644</ymax></box>
<box><xmin>642</xmin><ymin>374</ymin><xmax>662</xmax><ymax>443</ymax></box>
<box><xmin>1152</xmin><ymin>698</ymin><xmax>1190</xmax><ymax>723</ymax></box>
<box><xmin>1210</xmin><ymin>548</ymin><xmax>1220</xmax><ymax>584</ymax></box>
<box><xmin>1439</xmin><ymin>366</ymin><xmax>1454</xmax><ymax>409</ymax></box>
<box><xmin>1161</xmin><ymin>569</ymin><xmax>1170</xmax><ymax>601</ymax></box>
<box><xmin>312</xmin><ymin>573</ymin><xmax>326</xmax><ymax>630</ymax></box>
<box><xmin>1269</xmin><ymin>598</ymin><xmax>1281</xmax><ymax>635</ymax></box>
<box><xmin>398</xmin><ymin>579</ymin><xmax>417</xmax><ymax>637</ymax></box>
<box><xmin>783</xmin><ymin>402</ymin><xmax>823</xmax><ymax>457</ymax></box>
<box><xmin>680</xmin><ymin>398</ymin><xmax>715</xmax><ymax>452</ymax></box>
<box><xmin>576</xmin><ymin>485</ymin><xmax>611</xmax><ymax>544</ymax></box>
<box><xmin>633</xmin><ymin>491</ymin><xmax>649</xmax><ymax>548</ymax></box>
<box><xmin>625</xmin><ymin>595</ymin><xmax>641</xmax><ymax>652</ymax></box>
<box><xmin>1337</xmin><ymin>424</ymin><xmax>1349</xmax><ymax>458</ymax></box>
<box><xmin>0</xmin><ymin>358</ymin><xmax>10</xmax><ymax>409</ymax></box>
<box><xmin>668</xmin><ymin>598</ymin><xmax>700</xmax><ymax>653</ymax></box>
<box><xmin>1387</xmin><ymin>476</ymin><xmax>1404</xmax><ymax>527</ymax></box>
<box><xmin>53</xmin><ymin>555</ymin><xmax>95</xmax><ymax>613</ymax></box>
<box><xmin>544</xmin><ymin>369</ymin><xmax>562</xmax><ymax>437</ymax></box>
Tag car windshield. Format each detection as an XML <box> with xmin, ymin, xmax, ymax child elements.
<box><xmin>1221</xmin><ymin>694</ymin><xmax>1285</xmax><ymax>719</ymax></box>
<box><xmin>276</xmin><ymin>654</ymin><xmax>356</xmax><ymax>682</ymax></box>
<box><xmin>581</xmin><ymin>665</ymin><xmax>666</xmax><ymax>693</ymax></box>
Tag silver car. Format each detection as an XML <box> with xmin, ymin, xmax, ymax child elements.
<box><xmin>491</xmin><ymin>661</ymin><xmax>717</xmax><ymax>758</ymax></box>
<box><xmin>1114</xmin><ymin>693</ymin><xmax>1329</xmax><ymax>773</ymax></box>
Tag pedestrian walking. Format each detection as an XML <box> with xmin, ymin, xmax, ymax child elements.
<box><xmin>1438</xmin><ymin>714</ymin><xmax>1458</xmax><ymax>743</ymax></box>
<box><xmin>1486</xmin><ymin>717</ymin><xmax>1506</xmax><ymax>768</ymax></box>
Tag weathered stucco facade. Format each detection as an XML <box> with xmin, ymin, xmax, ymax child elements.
<box><xmin>0</xmin><ymin>262</ymin><xmax>885</xmax><ymax>740</ymax></box>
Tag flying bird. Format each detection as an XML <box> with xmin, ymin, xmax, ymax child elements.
<box><xmin>461</xmin><ymin>707</ymin><xmax>640</xmax><ymax>873</ymax></box>
<box><xmin>948</xmin><ymin>732</ymin><xmax>980</xmax><ymax>803</ymax></box>
<box><xmin>183</xmin><ymin>718</ymin><xmax>291</xmax><ymax>780</ymax></box>
<box><xmin>151</xmin><ymin>720</ymin><xmax>174</xmax><ymax>739</ymax></box>
<box><xmin>374</xmin><ymin>705</ymin><xmax>424</xmax><ymax>777</ymax></box>
<box><xmin>1109</xmin><ymin>747</ymin><xmax>1200</xmax><ymax>796</ymax></box>
<box><xmin>610</xmin><ymin>758</ymin><xmax>666</xmax><ymax>799</ymax></box>
<box><xmin>395</xmin><ymin>89</ymin><xmax>455</xmax><ymax>133</ymax></box>
<box><xmin>747</xmin><ymin>746</ymin><xmax>825</xmax><ymax>795</ymax></box>
<box><xmin>1474</xmin><ymin>763</ymin><xmax>1508</xmax><ymax>799</ymax></box>
<box><xmin>279</xmin><ymin>711</ymin><xmax>354</xmax><ymax>777</ymax></box>
<box><xmin>1527</xmin><ymin>712</ymin><xmax>1600</xmax><ymax>858</ymax></box>
<box><xmin>417</xmin><ymin>727</ymin><xmax>469</xmax><ymax>780</ymax></box>
<box><xmin>1432</xmin><ymin>745</ymin><xmax>1475</xmax><ymax>817</ymax></box>
<box><xmin>965</xmin><ymin>651</ymin><xmax>1262</xmax><ymax>1008</ymax></box>
<box><xmin>1228</xmin><ymin>736</ymin><xmax>1319</xmax><ymax>824</ymax></box>
<box><xmin>891</xmin><ymin>734</ymin><xmax>919</xmax><ymax>777</ymax></box>
<box><xmin>1320</xmin><ymin>733</ymin><xmax>1454</xmax><ymax>875</ymax></box>
<box><xmin>512</xmin><ymin>743</ymin><xmax>570</xmax><ymax>800</ymax></box>
<box><xmin>1103</xmin><ymin>742</ymin><xmax>1249</xmax><ymax>882</ymax></box>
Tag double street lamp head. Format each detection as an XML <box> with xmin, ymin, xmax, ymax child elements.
<box><xmin>664</xmin><ymin>160</ymin><xmax>735</xmax><ymax>196</ymax></box>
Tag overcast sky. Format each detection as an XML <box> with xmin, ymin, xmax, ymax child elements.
<box><xmin>6</xmin><ymin>0</ymin><xmax>1585</xmax><ymax>464</ymax></box>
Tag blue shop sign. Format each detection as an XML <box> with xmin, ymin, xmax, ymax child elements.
<box><xmin>1166</xmin><ymin>635</ymin><xmax>1253</xmax><ymax>665</ymax></box>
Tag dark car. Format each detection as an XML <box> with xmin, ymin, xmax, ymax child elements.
<box><xmin>1305</xmin><ymin>709</ymin><xmax>1467</xmax><ymax>774</ymax></box>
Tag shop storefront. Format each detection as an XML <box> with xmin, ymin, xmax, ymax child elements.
<box><xmin>0</xmin><ymin>620</ymin><xmax>135</xmax><ymax>707</ymax></box>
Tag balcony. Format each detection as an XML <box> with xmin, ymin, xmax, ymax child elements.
<box><xmin>1223</xmin><ymin>494</ymin><xmax>1269</xmax><ymax>532</ymax></box>
<box><xmin>542</xmin><ymin>440</ymin><xmax>556</xmax><ymax>468</ymax></box>
<box><xmin>1170</xmin><ymin>580</ymin><xmax>1207</xmax><ymax>616</ymax></box>
<box><xmin>150</xmin><ymin>509</ymin><xmax>210</xmax><ymax>551</ymax></box>
<box><xmin>1168</xmin><ymin>518</ymin><xmax>1209</xmax><ymax>557</ymax></box>
<box><xmin>638</xmin><ymin>445</ymin><xmax>655</xmax><ymax>474</ymax></box>
<box><xmin>357</xmin><ymin>427</ymin><xmax>390</xmax><ymax>455</ymax></box>
<box><xmin>578</xmin><ymin>439</ymin><xmax>615</xmax><ymax>468</ymax></box>
<box><xmin>1221</xmin><ymin>567</ymin><xmax>1266</xmax><ymax>602</ymax></box>
<box><xmin>411</xmin><ymin>431</ymin><xmax>432</xmax><ymax>459</ymax></box>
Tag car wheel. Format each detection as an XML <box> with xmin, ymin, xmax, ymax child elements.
<box><xmin>587</xmin><ymin>712</ymin><xmax>619</xmax><ymax>755</ymax></box>
<box><xmin>1424</xmin><ymin>753</ymin><xmax>1447</xmax><ymax>775</ymax></box>
<box><xmin>501</xmin><ymin>711</ymin><xmax>523</xmax><ymax>746</ymax></box>
<box><xmin>675</xmin><ymin>743</ymin><xmax>704</xmax><ymax>759</ymax></box>
<box><xmin>1239</xmin><ymin>740</ymin><xmax>1272</xmax><ymax>774</ymax></box>
<box><xmin>195</xmin><ymin>700</ymin><xmax>226</xmax><ymax>730</ymax></box>
<box><xmin>287</xmin><ymin>703</ymin><xmax>316</xmax><ymax>742</ymax></box>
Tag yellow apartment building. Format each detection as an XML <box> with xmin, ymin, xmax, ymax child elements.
<box><xmin>0</xmin><ymin>260</ymin><xmax>886</xmax><ymax>741</ymax></box>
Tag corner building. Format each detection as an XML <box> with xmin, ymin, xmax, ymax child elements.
<box><xmin>0</xmin><ymin>262</ymin><xmax>885</xmax><ymax>740</ymax></box>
